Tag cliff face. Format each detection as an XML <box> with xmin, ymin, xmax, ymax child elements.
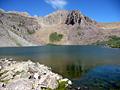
<box><xmin>0</xmin><ymin>9</ymin><xmax>120</xmax><ymax>46</ymax></box>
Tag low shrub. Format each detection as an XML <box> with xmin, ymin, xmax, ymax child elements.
<box><xmin>49</xmin><ymin>32</ymin><xmax>63</xmax><ymax>42</ymax></box>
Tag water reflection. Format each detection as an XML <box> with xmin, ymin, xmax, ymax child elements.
<box><xmin>72</xmin><ymin>65</ymin><xmax>120</xmax><ymax>89</ymax></box>
<box><xmin>66</xmin><ymin>63</ymin><xmax>83</xmax><ymax>78</ymax></box>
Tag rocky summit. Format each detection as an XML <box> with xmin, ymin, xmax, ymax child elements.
<box><xmin>0</xmin><ymin>9</ymin><xmax>120</xmax><ymax>47</ymax></box>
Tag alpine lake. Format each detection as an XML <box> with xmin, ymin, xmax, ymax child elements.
<box><xmin>0</xmin><ymin>45</ymin><xmax>120</xmax><ymax>89</ymax></box>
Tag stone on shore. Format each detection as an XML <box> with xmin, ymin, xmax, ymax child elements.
<box><xmin>0</xmin><ymin>58</ymin><xmax>71</xmax><ymax>90</ymax></box>
<box><xmin>6</xmin><ymin>79</ymin><xmax>33</xmax><ymax>90</ymax></box>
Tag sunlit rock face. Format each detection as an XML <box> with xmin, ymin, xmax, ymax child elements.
<box><xmin>38</xmin><ymin>10</ymin><xmax>69</xmax><ymax>25</ymax></box>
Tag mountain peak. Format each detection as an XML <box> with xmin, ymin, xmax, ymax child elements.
<box><xmin>65</xmin><ymin>10</ymin><xmax>84</xmax><ymax>25</ymax></box>
<box><xmin>39</xmin><ymin>10</ymin><xmax>96</xmax><ymax>26</ymax></box>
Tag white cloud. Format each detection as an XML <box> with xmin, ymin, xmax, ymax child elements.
<box><xmin>45</xmin><ymin>0</ymin><xmax>67</xmax><ymax>9</ymax></box>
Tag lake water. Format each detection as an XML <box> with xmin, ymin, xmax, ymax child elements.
<box><xmin>0</xmin><ymin>45</ymin><xmax>120</xmax><ymax>89</ymax></box>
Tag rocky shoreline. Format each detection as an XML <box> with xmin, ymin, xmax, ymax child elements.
<box><xmin>0</xmin><ymin>58</ymin><xmax>72</xmax><ymax>90</ymax></box>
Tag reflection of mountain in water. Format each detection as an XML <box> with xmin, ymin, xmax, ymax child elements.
<box><xmin>66</xmin><ymin>63</ymin><xmax>83</xmax><ymax>78</ymax></box>
<box><xmin>72</xmin><ymin>65</ymin><xmax>120</xmax><ymax>90</ymax></box>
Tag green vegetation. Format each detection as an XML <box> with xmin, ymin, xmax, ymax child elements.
<box><xmin>94</xmin><ymin>36</ymin><xmax>120</xmax><ymax>48</ymax></box>
<box><xmin>41</xmin><ymin>80</ymin><xmax>69</xmax><ymax>90</ymax></box>
<box><xmin>56</xmin><ymin>80</ymin><xmax>69</xmax><ymax>90</ymax></box>
<box><xmin>47</xmin><ymin>43</ymin><xmax>59</xmax><ymax>46</ymax></box>
<box><xmin>94</xmin><ymin>40</ymin><xmax>106</xmax><ymax>45</ymax></box>
<box><xmin>49</xmin><ymin>32</ymin><xmax>63</xmax><ymax>42</ymax></box>
<box><xmin>0</xmin><ymin>70</ymin><xmax>10</xmax><ymax>83</ymax></box>
<box><xmin>106</xmin><ymin>36</ymin><xmax>120</xmax><ymax>48</ymax></box>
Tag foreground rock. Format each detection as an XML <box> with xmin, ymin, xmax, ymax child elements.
<box><xmin>0</xmin><ymin>58</ymin><xmax>72</xmax><ymax>90</ymax></box>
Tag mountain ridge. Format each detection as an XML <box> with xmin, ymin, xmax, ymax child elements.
<box><xmin>0</xmin><ymin>9</ymin><xmax>120</xmax><ymax>47</ymax></box>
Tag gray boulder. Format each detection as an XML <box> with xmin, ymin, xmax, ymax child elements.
<box><xmin>6</xmin><ymin>79</ymin><xmax>33</xmax><ymax>90</ymax></box>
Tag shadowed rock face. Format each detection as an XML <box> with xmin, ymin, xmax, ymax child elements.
<box><xmin>65</xmin><ymin>10</ymin><xmax>82</xmax><ymax>25</ymax></box>
<box><xmin>65</xmin><ymin>10</ymin><xmax>96</xmax><ymax>26</ymax></box>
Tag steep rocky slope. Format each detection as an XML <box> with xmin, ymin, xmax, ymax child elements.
<box><xmin>0</xmin><ymin>9</ymin><xmax>120</xmax><ymax>46</ymax></box>
<box><xmin>0</xmin><ymin>10</ymin><xmax>40</xmax><ymax>47</ymax></box>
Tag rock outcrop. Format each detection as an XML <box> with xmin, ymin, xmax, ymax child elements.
<box><xmin>0</xmin><ymin>58</ymin><xmax>72</xmax><ymax>90</ymax></box>
<box><xmin>65</xmin><ymin>10</ymin><xmax>96</xmax><ymax>26</ymax></box>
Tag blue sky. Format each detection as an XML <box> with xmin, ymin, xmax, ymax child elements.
<box><xmin>0</xmin><ymin>0</ymin><xmax>120</xmax><ymax>22</ymax></box>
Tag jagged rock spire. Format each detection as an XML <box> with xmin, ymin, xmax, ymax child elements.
<box><xmin>65</xmin><ymin>10</ymin><xmax>82</xmax><ymax>25</ymax></box>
